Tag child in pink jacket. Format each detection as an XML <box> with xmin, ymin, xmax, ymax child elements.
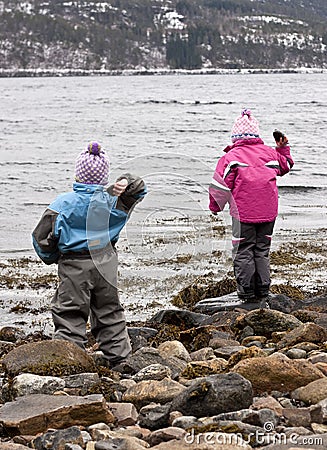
<box><xmin>209</xmin><ymin>109</ymin><xmax>294</xmax><ymax>301</ymax></box>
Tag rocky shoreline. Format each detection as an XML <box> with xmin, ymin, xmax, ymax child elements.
<box><xmin>1</xmin><ymin>291</ymin><xmax>327</xmax><ymax>449</ymax></box>
<box><xmin>0</xmin><ymin>67</ymin><xmax>326</xmax><ymax>78</ymax></box>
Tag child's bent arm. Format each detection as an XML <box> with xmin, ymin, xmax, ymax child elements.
<box><xmin>32</xmin><ymin>208</ymin><xmax>60</xmax><ymax>264</ymax></box>
<box><xmin>108</xmin><ymin>173</ymin><xmax>147</xmax><ymax>213</ymax></box>
<box><xmin>276</xmin><ymin>145</ymin><xmax>294</xmax><ymax>176</ymax></box>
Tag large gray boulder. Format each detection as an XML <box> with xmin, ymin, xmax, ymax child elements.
<box><xmin>233</xmin><ymin>309</ymin><xmax>302</xmax><ymax>338</ymax></box>
<box><xmin>170</xmin><ymin>373</ymin><xmax>253</xmax><ymax>418</ymax></box>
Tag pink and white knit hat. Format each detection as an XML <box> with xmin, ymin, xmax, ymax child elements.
<box><xmin>75</xmin><ymin>142</ymin><xmax>110</xmax><ymax>185</ymax></box>
<box><xmin>231</xmin><ymin>109</ymin><xmax>260</xmax><ymax>142</ymax></box>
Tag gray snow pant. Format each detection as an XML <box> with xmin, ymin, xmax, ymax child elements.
<box><xmin>232</xmin><ymin>218</ymin><xmax>275</xmax><ymax>299</ymax></box>
<box><xmin>52</xmin><ymin>249</ymin><xmax>131</xmax><ymax>365</ymax></box>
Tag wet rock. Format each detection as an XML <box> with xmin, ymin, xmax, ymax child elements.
<box><xmin>0</xmin><ymin>444</ymin><xmax>30</xmax><ymax>449</ymax></box>
<box><xmin>2</xmin><ymin>340</ymin><xmax>96</xmax><ymax>377</ymax></box>
<box><xmin>252</xmin><ymin>396</ymin><xmax>283</xmax><ymax>416</ymax></box>
<box><xmin>241</xmin><ymin>335</ymin><xmax>267</xmax><ymax>346</ymax></box>
<box><xmin>233</xmin><ymin>309</ymin><xmax>302</xmax><ymax>338</ymax></box>
<box><xmin>238</xmin><ymin>325</ymin><xmax>255</xmax><ymax>341</ymax></box>
<box><xmin>208</xmin><ymin>337</ymin><xmax>241</xmax><ymax>349</ymax></box>
<box><xmin>282</xmin><ymin>426</ymin><xmax>313</xmax><ymax>437</ymax></box>
<box><xmin>0</xmin><ymin>327</ymin><xmax>25</xmax><ymax>343</ymax></box>
<box><xmin>148</xmin><ymin>310</ymin><xmax>209</xmax><ymax>328</ymax></box>
<box><xmin>293</xmin><ymin>342</ymin><xmax>320</xmax><ymax>352</ymax></box>
<box><xmin>0</xmin><ymin>341</ymin><xmax>15</xmax><ymax>357</ymax></box>
<box><xmin>72</xmin><ymin>425</ymin><xmax>149</xmax><ymax>448</ymax></box>
<box><xmin>170</xmin><ymin>373</ymin><xmax>253</xmax><ymax>418</ymax></box>
<box><xmin>150</xmin><ymin>433</ymin><xmax>252</xmax><ymax>449</ymax></box>
<box><xmin>282</xmin><ymin>407</ymin><xmax>312</xmax><ymax>428</ymax></box>
<box><xmin>285</xmin><ymin>348</ymin><xmax>307</xmax><ymax>359</ymax></box>
<box><xmin>32</xmin><ymin>426</ymin><xmax>84</xmax><ymax>450</ymax></box>
<box><xmin>169</xmin><ymin>411</ymin><xmax>183</xmax><ymax>424</ymax></box>
<box><xmin>179</xmin><ymin>326</ymin><xmax>223</xmax><ymax>353</ymax></box>
<box><xmin>308</xmin><ymin>352</ymin><xmax>327</xmax><ymax>364</ymax></box>
<box><xmin>314</xmin><ymin>362</ymin><xmax>327</xmax><ymax>376</ymax></box>
<box><xmin>93</xmin><ymin>436</ymin><xmax>149</xmax><ymax>450</ymax></box>
<box><xmin>214</xmin><ymin>407</ymin><xmax>279</xmax><ymax>428</ymax></box>
<box><xmin>193</xmin><ymin>292</ymin><xmax>244</xmax><ymax>314</ymax></box>
<box><xmin>107</xmin><ymin>403</ymin><xmax>138</xmax><ymax>426</ymax></box>
<box><xmin>201</xmin><ymin>310</ymin><xmax>244</xmax><ymax>330</ymax></box>
<box><xmin>189</xmin><ymin>347</ymin><xmax>215</xmax><ymax>361</ymax></box>
<box><xmin>179</xmin><ymin>359</ymin><xmax>228</xmax><ymax>379</ymax></box>
<box><xmin>7</xmin><ymin>373</ymin><xmax>65</xmax><ymax>400</ymax></box>
<box><xmin>127</xmin><ymin>327</ymin><xmax>158</xmax><ymax>352</ymax></box>
<box><xmin>122</xmin><ymin>347</ymin><xmax>187</xmax><ymax>379</ymax></box>
<box><xmin>227</xmin><ymin>346</ymin><xmax>267</xmax><ymax>368</ymax></box>
<box><xmin>0</xmin><ymin>394</ymin><xmax>114</xmax><ymax>435</ymax></box>
<box><xmin>63</xmin><ymin>373</ymin><xmax>101</xmax><ymax>395</ymax></box>
<box><xmin>138</xmin><ymin>403</ymin><xmax>171</xmax><ymax>430</ymax></box>
<box><xmin>132</xmin><ymin>364</ymin><xmax>172</xmax><ymax>382</ymax></box>
<box><xmin>88</xmin><ymin>422</ymin><xmax>111</xmax><ymax>439</ymax></box>
<box><xmin>213</xmin><ymin>345</ymin><xmax>246</xmax><ymax>360</ymax></box>
<box><xmin>266</xmin><ymin>294</ymin><xmax>298</xmax><ymax>313</ymax></box>
<box><xmin>232</xmin><ymin>353</ymin><xmax>324</xmax><ymax>394</ymax></box>
<box><xmin>305</xmin><ymin>294</ymin><xmax>327</xmax><ymax>313</ymax></box>
<box><xmin>217</xmin><ymin>420</ymin><xmax>263</xmax><ymax>442</ymax></box>
<box><xmin>147</xmin><ymin>427</ymin><xmax>186</xmax><ymax>446</ymax></box>
<box><xmin>309</xmin><ymin>398</ymin><xmax>327</xmax><ymax>424</ymax></box>
<box><xmin>157</xmin><ymin>340</ymin><xmax>191</xmax><ymax>362</ymax></box>
<box><xmin>277</xmin><ymin>322</ymin><xmax>327</xmax><ymax>349</ymax></box>
<box><xmin>65</xmin><ymin>445</ymin><xmax>84</xmax><ymax>450</ymax></box>
<box><xmin>311</xmin><ymin>423</ymin><xmax>327</xmax><ymax>433</ymax></box>
<box><xmin>171</xmin><ymin>416</ymin><xmax>200</xmax><ymax>430</ymax></box>
<box><xmin>292</xmin><ymin>377</ymin><xmax>327</xmax><ymax>405</ymax></box>
<box><xmin>171</xmin><ymin>277</ymin><xmax>237</xmax><ymax>309</ymax></box>
<box><xmin>122</xmin><ymin>378</ymin><xmax>186</xmax><ymax>409</ymax></box>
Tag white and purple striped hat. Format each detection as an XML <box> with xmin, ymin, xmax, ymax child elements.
<box><xmin>231</xmin><ymin>109</ymin><xmax>260</xmax><ymax>142</ymax></box>
<box><xmin>75</xmin><ymin>142</ymin><xmax>110</xmax><ymax>185</ymax></box>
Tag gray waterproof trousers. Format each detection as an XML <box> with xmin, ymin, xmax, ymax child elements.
<box><xmin>232</xmin><ymin>218</ymin><xmax>275</xmax><ymax>299</ymax></box>
<box><xmin>52</xmin><ymin>249</ymin><xmax>131</xmax><ymax>365</ymax></box>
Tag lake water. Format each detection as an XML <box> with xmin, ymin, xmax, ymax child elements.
<box><xmin>0</xmin><ymin>73</ymin><xmax>326</xmax><ymax>331</ymax></box>
<box><xmin>1</xmin><ymin>73</ymin><xmax>327</xmax><ymax>258</ymax></box>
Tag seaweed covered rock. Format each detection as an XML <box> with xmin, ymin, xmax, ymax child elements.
<box><xmin>170</xmin><ymin>373</ymin><xmax>253</xmax><ymax>418</ymax></box>
<box><xmin>148</xmin><ymin>310</ymin><xmax>209</xmax><ymax>328</ymax></box>
<box><xmin>179</xmin><ymin>326</ymin><xmax>225</xmax><ymax>353</ymax></box>
<box><xmin>233</xmin><ymin>309</ymin><xmax>302</xmax><ymax>338</ymax></box>
<box><xmin>180</xmin><ymin>359</ymin><xmax>228</xmax><ymax>379</ymax></box>
<box><xmin>2</xmin><ymin>340</ymin><xmax>97</xmax><ymax>377</ymax></box>
<box><xmin>171</xmin><ymin>277</ymin><xmax>236</xmax><ymax>309</ymax></box>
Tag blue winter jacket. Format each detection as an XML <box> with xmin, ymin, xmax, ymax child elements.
<box><xmin>32</xmin><ymin>174</ymin><xmax>147</xmax><ymax>264</ymax></box>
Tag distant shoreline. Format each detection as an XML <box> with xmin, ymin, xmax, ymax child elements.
<box><xmin>0</xmin><ymin>67</ymin><xmax>326</xmax><ymax>78</ymax></box>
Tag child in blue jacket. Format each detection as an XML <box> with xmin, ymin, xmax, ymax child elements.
<box><xmin>32</xmin><ymin>142</ymin><xmax>147</xmax><ymax>368</ymax></box>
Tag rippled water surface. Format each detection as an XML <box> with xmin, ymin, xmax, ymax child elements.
<box><xmin>0</xmin><ymin>73</ymin><xmax>326</xmax><ymax>256</ymax></box>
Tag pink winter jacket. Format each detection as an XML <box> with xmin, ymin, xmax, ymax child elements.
<box><xmin>209</xmin><ymin>138</ymin><xmax>294</xmax><ymax>223</ymax></box>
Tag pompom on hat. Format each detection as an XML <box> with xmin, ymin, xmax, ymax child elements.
<box><xmin>231</xmin><ymin>109</ymin><xmax>260</xmax><ymax>142</ymax></box>
<box><xmin>75</xmin><ymin>142</ymin><xmax>110</xmax><ymax>185</ymax></box>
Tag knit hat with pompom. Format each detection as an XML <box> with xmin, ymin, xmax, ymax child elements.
<box><xmin>231</xmin><ymin>109</ymin><xmax>260</xmax><ymax>142</ymax></box>
<box><xmin>75</xmin><ymin>142</ymin><xmax>110</xmax><ymax>185</ymax></box>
